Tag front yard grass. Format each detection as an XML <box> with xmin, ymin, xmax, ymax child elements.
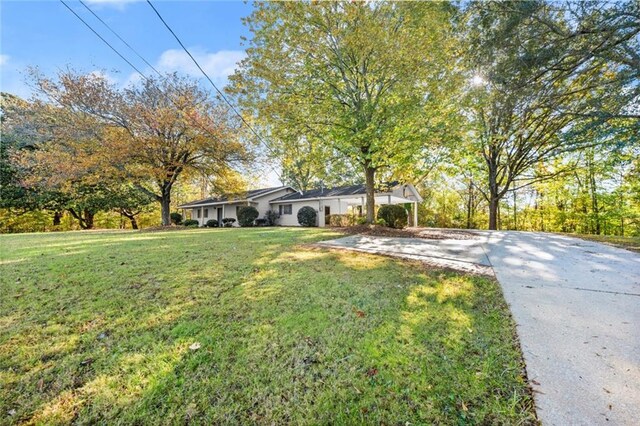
<box><xmin>571</xmin><ymin>233</ymin><xmax>640</xmax><ymax>253</ymax></box>
<box><xmin>0</xmin><ymin>228</ymin><xmax>536</xmax><ymax>424</ymax></box>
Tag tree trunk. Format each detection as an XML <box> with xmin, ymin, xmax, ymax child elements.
<box><xmin>120</xmin><ymin>209</ymin><xmax>140</xmax><ymax>230</ymax></box>
<box><xmin>52</xmin><ymin>211</ymin><xmax>62</xmax><ymax>226</ymax></box>
<box><xmin>488</xmin><ymin>196</ymin><xmax>499</xmax><ymax>230</ymax></box>
<box><xmin>84</xmin><ymin>210</ymin><xmax>95</xmax><ymax>229</ymax></box>
<box><xmin>160</xmin><ymin>183</ymin><xmax>172</xmax><ymax>226</ymax></box>
<box><xmin>364</xmin><ymin>164</ymin><xmax>376</xmax><ymax>224</ymax></box>
<box><xmin>513</xmin><ymin>190</ymin><xmax>517</xmax><ymax>231</ymax></box>
<box><xmin>68</xmin><ymin>208</ymin><xmax>94</xmax><ymax>229</ymax></box>
<box><xmin>129</xmin><ymin>216</ymin><xmax>139</xmax><ymax>230</ymax></box>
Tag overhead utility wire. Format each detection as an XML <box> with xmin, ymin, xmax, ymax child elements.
<box><xmin>61</xmin><ymin>0</ymin><xmax>283</xmax><ymax>185</ymax></box>
<box><xmin>59</xmin><ymin>0</ymin><xmax>149</xmax><ymax>83</ymax></box>
<box><xmin>79</xmin><ymin>0</ymin><xmax>163</xmax><ymax>77</ymax></box>
<box><xmin>145</xmin><ymin>0</ymin><xmax>283</xmax><ymax>179</ymax></box>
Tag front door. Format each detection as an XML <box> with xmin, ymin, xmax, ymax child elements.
<box><xmin>217</xmin><ymin>208</ymin><xmax>222</xmax><ymax>226</ymax></box>
<box><xmin>324</xmin><ymin>206</ymin><xmax>330</xmax><ymax>226</ymax></box>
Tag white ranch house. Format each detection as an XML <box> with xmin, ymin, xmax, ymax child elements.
<box><xmin>178</xmin><ymin>183</ymin><xmax>422</xmax><ymax>227</ymax></box>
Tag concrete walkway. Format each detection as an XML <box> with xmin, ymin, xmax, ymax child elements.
<box><xmin>316</xmin><ymin>231</ymin><xmax>640</xmax><ymax>425</ymax></box>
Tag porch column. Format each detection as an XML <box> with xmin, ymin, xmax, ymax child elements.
<box><xmin>387</xmin><ymin>194</ymin><xmax>391</xmax><ymax>204</ymax></box>
<box><xmin>413</xmin><ymin>202</ymin><xmax>418</xmax><ymax>227</ymax></box>
<box><xmin>200</xmin><ymin>206</ymin><xmax>204</xmax><ymax>226</ymax></box>
<box><xmin>318</xmin><ymin>200</ymin><xmax>325</xmax><ymax>227</ymax></box>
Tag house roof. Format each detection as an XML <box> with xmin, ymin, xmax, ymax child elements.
<box><xmin>178</xmin><ymin>186</ymin><xmax>291</xmax><ymax>208</ymax></box>
<box><xmin>269</xmin><ymin>182</ymin><xmax>400</xmax><ymax>203</ymax></box>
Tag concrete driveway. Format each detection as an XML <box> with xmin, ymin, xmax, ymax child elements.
<box><xmin>317</xmin><ymin>231</ymin><xmax>640</xmax><ymax>425</ymax></box>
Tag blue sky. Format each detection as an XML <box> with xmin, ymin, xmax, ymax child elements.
<box><xmin>1</xmin><ymin>0</ymin><xmax>283</xmax><ymax>186</ymax></box>
<box><xmin>1</xmin><ymin>0</ymin><xmax>254</xmax><ymax>98</ymax></box>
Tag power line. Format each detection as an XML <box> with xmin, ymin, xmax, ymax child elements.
<box><xmin>59</xmin><ymin>0</ymin><xmax>149</xmax><ymax>83</ymax></box>
<box><xmin>61</xmin><ymin>0</ymin><xmax>284</xmax><ymax>186</ymax></box>
<box><xmin>145</xmin><ymin>0</ymin><xmax>283</xmax><ymax>181</ymax></box>
<box><xmin>78</xmin><ymin>0</ymin><xmax>162</xmax><ymax>77</ymax></box>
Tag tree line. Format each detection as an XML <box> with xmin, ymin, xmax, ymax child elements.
<box><xmin>1</xmin><ymin>1</ymin><xmax>638</xmax><ymax>234</ymax></box>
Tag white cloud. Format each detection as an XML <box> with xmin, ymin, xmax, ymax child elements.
<box><xmin>121</xmin><ymin>49</ymin><xmax>246</xmax><ymax>90</ymax></box>
<box><xmin>0</xmin><ymin>55</ymin><xmax>9</xmax><ymax>66</ymax></box>
<box><xmin>156</xmin><ymin>49</ymin><xmax>246</xmax><ymax>84</ymax></box>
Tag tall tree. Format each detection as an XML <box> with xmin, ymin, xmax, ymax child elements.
<box><xmin>464</xmin><ymin>1</ymin><xmax>635</xmax><ymax>229</ymax></box>
<box><xmin>33</xmin><ymin>72</ymin><xmax>249</xmax><ymax>226</ymax></box>
<box><xmin>231</xmin><ymin>1</ymin><xmax>456</xmax><ymax>222</ymax></box>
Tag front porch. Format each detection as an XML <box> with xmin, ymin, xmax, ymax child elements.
<box><xmin>316</xmin><ymin>194</ymin><xmax>419</xmax><ymax>227</ymax></box>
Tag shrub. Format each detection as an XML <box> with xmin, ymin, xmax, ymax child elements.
<box><xmin>356</xmin><ymin>216</ymin><xmax>368</xmax><ymax>225</ymax></box>
<box><xmin>205</xmin><ymin>219</ymin><xmax>219</xmax><ymax>228</ymax></box>
<box><xmin>170</xmin><ymin>212</ymin><xmax>183</xmax><ymax>225</ymax></box>
<box><xmin>183</xmin><ymin>219</ymin><xmax>199</xmax><ymax>227</ymax></box>
<box><xmin>237</xmin><ymin>206</ymin><xmax>259</xmax><ymax>227</ymax></box>
<box><xmin>264</xmin><ymin>210</ymin><xmax>280</xmax><ymax>226</ymax></box>
<box><xmin>375</xmin><ymin>218</ymin><xmax>387</xmax><ymax>226</ymax></box>
<box><xmin>221</xmin><ymin>218</ymin><xmax>236</xmax><ymax>227</ymax></box>
<box><xmin>297</xmin><ymin>206</ymin><xmax>317</xmax><ymax>227</ymax></box>
<box><xmin>377</xmin><ymin>204</ymin><xmax>407</xmax><ymax>229</ymax></box>
<box><xmin>328</xmin><ymin>214</ymin><xmax>357</xmax><ymax>227</ymax></box>
<box><xmin>255</xmin><ymin>218</ymin><xmax>268</xmax><ymax>227</ymax></box>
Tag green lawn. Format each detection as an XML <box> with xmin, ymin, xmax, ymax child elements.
<box><xmin>571</xmin><ymin>233</ymin><xmax>640</xmax><ymax>253</ymax></box>
<box><xmin>0</xmin><ymin>228</ymin><xmax>536</xmax><ymax>425</ymax></box>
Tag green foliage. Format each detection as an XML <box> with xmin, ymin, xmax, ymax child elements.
<box><xmin>231</xmin><ymin>2</ymin><xmax>459</xmax><ymax>221</ymax></box>
<box><xmin>328</xmin><ymin>214</ymin><xmax>357</xmax><ymax>227</ymax></box>
<box><xmin>237</xmin><ymin>206</ymin><xmax>259</xmax><ymax>227</ymax></box>
<box><xmin>264</xmin><ymin>210</ymin><xmax>280</xmax><ymax>226</ymax></box>
<box><xmin>183</xmin><ymin>219</ymin><xmax>199</xmax><ymax>227</ymax></box>
<box><xmin>462</xmin><ymin>1</ymin><xmax>639</xmax><ymax>229</ymax></box>
<box><xmin>221</xmin><ymin>218</ymin><xmax>236</xmax><ymax>227</ymax></box>
<box><xmin>170</xmin><ymin>212</ymin><xmax>183</xmax><ymax>225</ymax></box>
<box><xmin>297</xmin><ymin>206</ymin><xmax>317</xmax><ymax>227</ymax></box>
<box><xmin>205</xmin><ymin>219</ymin><xmax>219</xmax><ymax>228</ymax></box>
<box><xmin>377</xmin><ymin>205</ymin><xmax>408</xmax><ymax>229</ymax></box>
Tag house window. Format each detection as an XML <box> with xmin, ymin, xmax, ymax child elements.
<box><xmin>204</xmin><ymin>208</ymin><xmax>208</xmax><ymax>218</ymax></box>
<box><xmin>196</xmin><ymin>209</ymin><xmax>201</xmax><ymax>218</ymax></box>
<box><xmin>279</xmin><ymin>204</ymin><xmax>292</xmax><ymax>215</ymax></box>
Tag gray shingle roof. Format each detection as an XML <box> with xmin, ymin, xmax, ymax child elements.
<box><xmin>179</xmin><ymin>186</ymin><xmax>289</xmax><ymax>208</ymax></box>
<box><xmin>269</xmin><ymin>182</ymin><xmax>398</xmax><ymax>202</ymax></box>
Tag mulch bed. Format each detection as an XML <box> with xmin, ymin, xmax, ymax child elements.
<box><xmin>329</xmin><ymin>225</ymin><xmax>480</xmax><ymax>240</ymax></box>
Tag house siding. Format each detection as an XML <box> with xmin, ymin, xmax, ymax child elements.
<box><xmin>254</xmin><ymin>188</ymin><xmax>295</xmax><ymax>217</ymax></box>
<box><xmin>275</xmin><ymin>200</ymin><xmax>321</xmax><ymax>226</ymax></box>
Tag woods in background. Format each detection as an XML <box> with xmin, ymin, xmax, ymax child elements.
<box><xmin>1</xmin><ymin>0</ymin><xmax>638</xmax><ymax>234</ymax></box>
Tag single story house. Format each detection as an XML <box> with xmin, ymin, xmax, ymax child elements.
<box><xmin>178</xmin><ymin>182</ymin><xmax>422</xmax><ymax>227</ymax></box>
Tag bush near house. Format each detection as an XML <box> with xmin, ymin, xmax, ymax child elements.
<box><xmin>205</xmin><ymin>219</ymin><xmax>219</xmax><ymax>228</ymax></box>
<box><xmin>297</xmin><ymin>206</ymin><xmax>317</xmax><ymax>227</ymax></box>
<box><xmin>237</xmin><ymin>206</ymin><xmax>260</xmax><ymax>227</ymax></box>
<box><xmin>264</xmin><ymin>210</ymin><xmax>280</xmax><ymax>226</ymax></box>
<box><xmin>255</xmin><ymin>218</ymin><xmax>268</xmax><ymax>226</ymax></box>
<box><xmin>170</xmin><ymin>212</ymin><xmax>183</xmax><ymax>225</ymax></box>
<box><xmin>328</xmin><ymin>214</ymin><xmax>358</xmax><ymax>227</ymax></box>
<box><xmin>377</xmin><ymin>205</ymin><xmax>408</xmax><ymax>229</ymax></box>
<box><xmin>183</xmin><ymin>219</ymin><xmax>199</xmax><ymax>227</ymax></box>
<box><xmin>222</xmin><ymin>218</ymin><xmax>236</xmax><ymax>227</ymax></box>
